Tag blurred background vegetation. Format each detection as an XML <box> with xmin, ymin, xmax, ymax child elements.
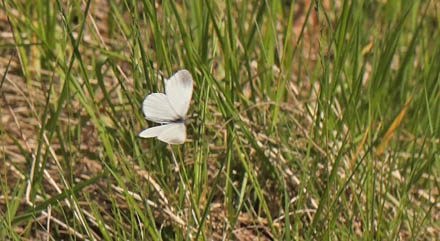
<box><xmin>0</xmin><ymin>0</ymin><xmax>439</xmax><ymax>240</ymax></box>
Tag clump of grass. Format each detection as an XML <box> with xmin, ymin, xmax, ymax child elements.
<box><xmin>1</xmin><ymin>0</ymin><xmax>439</xmax><ymax>240</ymax></box>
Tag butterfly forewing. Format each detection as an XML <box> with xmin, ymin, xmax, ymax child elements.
<box><xmin>142</xmin><ymin>93</ymin><xmax>180</xmax><ymax>123</ymax></box>
<box><xmin>165</xmin><ymin>69</ymin><xmax>193</xmax><ymax>117</ymax></box>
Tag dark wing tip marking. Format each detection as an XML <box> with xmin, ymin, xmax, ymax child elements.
<box><xmin>177</xmin><ymin>69</ymin><xmax>193</xmax><ymax>87</ymax></box>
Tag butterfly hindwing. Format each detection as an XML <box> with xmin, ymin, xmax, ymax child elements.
<box><xmin>157</xmin><ymin>123</ymin><xmax>186</xmax><ymax>145</ymax></box>
<box><xmin>139</xmin><ymin>123</ymin><xmax>185</xmax><ymax>145</ymax></box>
<box><xmin>138</xmin><ymin>124</ymin><xmax>171</xmax><ymax>138</ymax></box>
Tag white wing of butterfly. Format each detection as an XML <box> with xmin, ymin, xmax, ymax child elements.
<box><xmin>139</xmin><ymin>69</ymin><xmax>193</xmax><ymax>144</ymax></box>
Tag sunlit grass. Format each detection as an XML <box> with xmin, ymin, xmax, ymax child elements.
<box><xmin>0</xmin><ymin>0</ymin><xmax>439</xmax><ymax>240</ymax></box>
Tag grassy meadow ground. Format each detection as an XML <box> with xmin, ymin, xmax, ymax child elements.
<box><xmin>1</xmin><ymin>0</ymin><xmax>440</xmax><ymax>240</ymax></box>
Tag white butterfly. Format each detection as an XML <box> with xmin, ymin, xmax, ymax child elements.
<box><xmin>139</xmin><ymin>69</ymin><xmax>193</xmax><ymax>144</ymax></box>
